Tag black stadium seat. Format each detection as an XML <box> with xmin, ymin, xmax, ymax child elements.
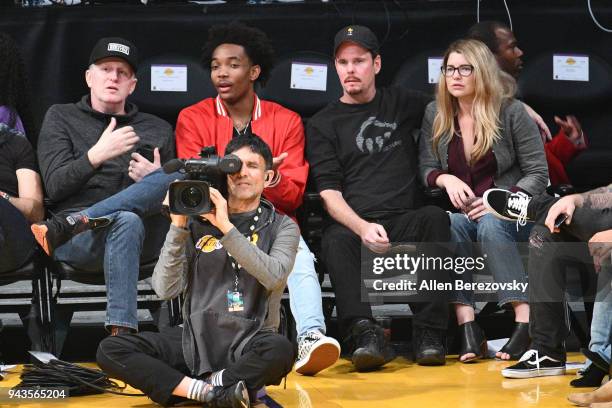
<box><xmin>130</xmin><ymin>54</ymin><xmax>216</xmax><ymax>127</ymax></box>
<box><xmin>259</xmin><ymin>51</ymin><xmax>342</xmax><ymax>120</ymax></box>
<box><xmin>260</xmin><ymin>51</ymin><xmax>341</xmax><ymax>268</ymax></box>
<box><xmin>0</xmin><ymin>248</ymin><xmax>55</xmax><ymax>353</ymax></box>
<box><xmin>518</xmin><ymin>51</ymin><xmax>612</xmax><ymax>191</ymax></box>
<box><xmin>259</xmin><ymin>52</ymin><xmax>341</xmax><ymax>315</ymax></box>
<box><xmin>518</xmin><ymin>52</ymin><xmax>612</xmax><ymax>111</ymax></box>
<box><xmin>391</xmin><ymin>50</ymin><xmax>445</xmax><ymax>97</ymax></box>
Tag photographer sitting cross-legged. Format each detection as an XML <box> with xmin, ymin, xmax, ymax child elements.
<box><xmin>96</xmin><ymin>135</ymin><xmax>299</xmax><ymax>407</ymax></box>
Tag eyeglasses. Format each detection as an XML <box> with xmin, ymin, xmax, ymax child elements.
<box><xmin>441</xmin><ymin>64</ymin><xmax>474</xmax><ymax>77</ymax></box>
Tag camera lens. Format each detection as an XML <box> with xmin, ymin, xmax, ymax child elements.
<box><xmin>181</xmin><ymin>186</ymin><xmax>203</xmax><ymax>208</ymax></box>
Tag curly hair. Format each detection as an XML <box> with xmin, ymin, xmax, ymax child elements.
<box><xmin>0</xmin><ymin>33</ymin><xmax>35</xmax><ymax>141</ymax></box>
<box><xmin>201</xmin><ymin>21</ymin><xmax>275</xmax><ymax>85</ymax></box>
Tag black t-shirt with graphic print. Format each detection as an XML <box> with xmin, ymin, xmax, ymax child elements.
<box><xmin>307</xmin><ymin>87</ymin><xmax>431</xmax><ymax>219</ymax></box>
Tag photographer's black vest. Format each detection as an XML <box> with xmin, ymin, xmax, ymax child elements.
<box><xmin>181</xmin><ymin>200</ymin><xmax>285</xmax><ymax>376</ymax></box>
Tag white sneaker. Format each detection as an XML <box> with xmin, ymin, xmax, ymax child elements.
<box><xmin>295</xmin><ymin>331</ymin><xmax>340</xmax><ymax>376</ymax></box>
<box><xmin>501</xmin><ymin>349</ymin><xmax>566</xmax><ymax>379</ymax></box>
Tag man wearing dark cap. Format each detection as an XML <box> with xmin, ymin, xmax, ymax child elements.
<box><xmin>307</xmin><ymin>25</ymin><xmax>451</xmax><ymax>371</ymax></box>
<box><xmin>34</xmin><ymin>37</ymin><xmax>175</xmax><ymax>335</ymax></box>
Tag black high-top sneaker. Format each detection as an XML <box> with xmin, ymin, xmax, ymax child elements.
<box><xmin>31</xmin><ymin>213</ymin><xmax>111</xmax><ymax>256</ymax></box>
<box><xmin>346</xmin><ymin>319</ymin><xmax>395</xmax><ymax>372</ymax></box>
<box><xmin>204</xmin><ymin>380</ymin><xmax>250</xmax><ymax>408</ymax></box>
<box><xmin>413</xmin><ymin>325</ymin><xmax>446</xmax><ymax>366</ymax></box>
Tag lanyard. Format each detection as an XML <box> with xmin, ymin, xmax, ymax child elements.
<box><xmin>226</xmin><ymin>206</ymin><xmax>262</xmax><ymax>292</ymax></box>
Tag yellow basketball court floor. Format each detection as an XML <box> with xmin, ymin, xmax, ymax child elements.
<box><xmin>1</xmin><ymin>354</ymin><xmax>592</xmax><ymax>407</ymax></box>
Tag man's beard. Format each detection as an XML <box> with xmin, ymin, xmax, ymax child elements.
<box><xmin>345</xmin><ymin>86</ymin><xmax>363</xmax><ymax>95</ymax></box>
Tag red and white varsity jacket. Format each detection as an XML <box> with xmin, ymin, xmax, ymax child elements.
<box><xmin>175</xmin><ymin>95</ymin><xmax>308</xmax><ymax>217</ymax></box>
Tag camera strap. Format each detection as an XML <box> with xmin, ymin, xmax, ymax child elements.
<box><xmin>226</xmin><ymin>206</ymin><xmax>263</xmax><ymax>312</ymax></box>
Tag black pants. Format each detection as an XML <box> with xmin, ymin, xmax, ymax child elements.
<box><xmin>322</xmin><ymin>205</ymin><xmax>451</xmax><ymax>336</ymax></box>
<box><xmin>0</xmin><ymin>199</ymin><xmax>36</xmax><ymax>273</ymax></box>
<box><xmin>96</xmin><ymin>326</ymin><xmax>294</xmax><ymax>407</ymax></box>
<box><xmin>527</xmin><ymin>194</ymin><xmax>612</xmax><ymax>361</ymax></box>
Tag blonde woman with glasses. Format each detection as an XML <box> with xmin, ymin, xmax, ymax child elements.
<box><xmin>419</xmin><ymin>39</ymin><xmax>548</xmax><ymax>363</ymax></box>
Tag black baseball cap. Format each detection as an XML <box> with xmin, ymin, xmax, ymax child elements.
<box><xmin>333</xmin><ymin>25</ymin><xmax>380</xmax><ymax>56</ymax></box>
<box><xmin>89</xmin><ymin>37</ymin><xmax>138</xmax><ymax>72</ymax></box>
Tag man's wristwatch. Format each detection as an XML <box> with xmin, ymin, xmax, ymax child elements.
<box><xmin>0</xmin><ymin>191</ymin><xmax>11</xmax><ymax>201</ymax></box>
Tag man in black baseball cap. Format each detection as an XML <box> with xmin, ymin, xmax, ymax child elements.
<box><xmin>33</xmin><ymin>36</ymin><xmax>175</xmax><ymax>337</ymax></box>
<box><xmin>333</xmin><ymin>25</ymin><xmax>380</xmax><ymax>57</ymax></box>
<box><xmin>89</xmin><ymin>37</ymin><xmax>139</xmax><ymax>73</ymax></box>
<box><xmin>83</xmin><ymin>37</ymin><xmax>140</xmax><ymax>115</ymax></box>
<box><xmin>330</xmin><ymin>25</ymin><xmax>382</xmax><ymax>104</ymax></box>
<box><xmin>307</xmin><ymin>25</ymin><xmax>451</xmax><ymax>371</ymax></box>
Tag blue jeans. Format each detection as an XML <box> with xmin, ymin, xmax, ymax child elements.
<box><xmin>450</xmin><ymin>213</ymin><xmax>532</xmax><ymax>307</ymax></box>
<box><xmin>56</xmin><ymin>212</ymin><xmax>140</xmax><ymax>330</ymax></box>
<box><xmin>586</xmin><ymin>264</ymin><xmax>612</xmax><ymax>369</ymax></box>
<box><xmin>287</xmin><ymin>236</ymin><xmax>326</xmax><ymax>337</ymax></box>
<box><xmin>54</xmin><ymin>169</ymin><xmax>176</xmax><ymax>330</ymax></box>
<box><xmin>83</xmin><ymin>169</ymin><xmax>180</xmax><ymax>219</ymax></box>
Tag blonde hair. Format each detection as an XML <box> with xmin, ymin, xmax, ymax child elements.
<box><xmin>432</xmin><ymin>39</ymin><xmax>516</xmax><ymax>164</ymax></box>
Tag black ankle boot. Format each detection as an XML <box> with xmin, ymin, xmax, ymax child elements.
<box><xmin>31</xmin><ymin>213</ymin><xmax>111</xmax><ymax>256</ymax></box>
<box><xmin>458</xmin><ymin>321</ymin><xmax>487</xmax><ymax>363</ymax></box>
<box><xmin>582</xmin><ymin>348</ymin><xmax>611</xmax><ymax>373</ymax></box>
<box><xmin>498</xmin><ymin>322</ymin><xmax>530</xmax><ymax>360</ymax></box>
<box><xmin>570</xmin><ymin>363</ymin><xmax>608</xmax><ymax>387</ymax></box>
<box><xmin>346</xmin><ymin>319</ymin><xmax>395</xmax><ymax>372</ymax></box>
<box><xmin>413</xmin><ymin>325</ymin><xmax>446</xmax><ymax>366</ymax></box>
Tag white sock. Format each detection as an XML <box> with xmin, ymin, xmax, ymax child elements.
<box><xmin>186</xmin><ymin>378</ymin><xmax>212</xmax><ymax>402</ymax></box>
<box><xmin>210</xmin><ymin>369</ymin><xmax>225</xmax><ymax>387</ymax></box>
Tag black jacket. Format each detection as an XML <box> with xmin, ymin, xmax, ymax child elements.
<box><xmin>37</xmin><ymin>95</ymin><xmax>175</xmax><ymax>215</ymax></box>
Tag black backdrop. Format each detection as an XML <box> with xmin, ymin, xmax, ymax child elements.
<box><xmin>2</xmin><ymin>0</ymin><xmax>612</xmax><ymax>133</ymax></box>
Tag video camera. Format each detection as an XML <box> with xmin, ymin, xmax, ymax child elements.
<box><xmin>165</xmin><ymin>147</ymin><xmax>242</xmax><ymax>215</ymax></box>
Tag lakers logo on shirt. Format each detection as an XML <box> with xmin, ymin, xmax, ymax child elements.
<box><xmin>195</xmin><ymin>235</ymin><xmax>223</xmax><ymax>253</ymax></box>
<box><xmin>195</xmin><ymin>233</ymin><xmax>258</xmax><ymax>253</ymax></box>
